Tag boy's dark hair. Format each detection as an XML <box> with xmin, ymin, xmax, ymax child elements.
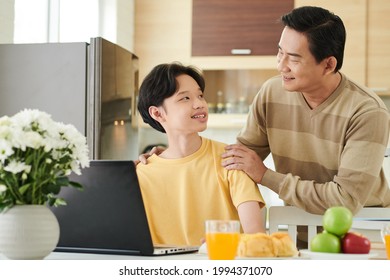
<box><xmin>137</xmin><ymin>62</ymin><xmax>205</xmax><ymax>133</ymax></box>
<box><xmin>281</xmin><ymin>6</ymin><xmax>346</xmax><ymax>72</ymax></box>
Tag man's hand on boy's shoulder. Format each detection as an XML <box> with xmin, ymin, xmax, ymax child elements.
<box><xmin>136</xmin><ymin>145</ymin><xmax>166</xmax><ymax>165</ymax></box>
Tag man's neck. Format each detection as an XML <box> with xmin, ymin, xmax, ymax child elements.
<box><xmin>302</xmin><ymin>72</ymin><xmax>342</xmax><ymax>109</ymax></box>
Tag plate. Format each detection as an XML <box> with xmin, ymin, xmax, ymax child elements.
<box><xmin>300</xmin><ymin>250</ymin><xmax>377</xmax><ymax>260</ymax></box>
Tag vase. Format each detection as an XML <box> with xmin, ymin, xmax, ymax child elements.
<box><xmin>0</xmin><ymin>205</ymin><xmax>60</xmax><ymax>260</ymax></box>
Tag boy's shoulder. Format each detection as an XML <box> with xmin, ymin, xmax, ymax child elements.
<box><xmin>202</xmin><ymin>137</ymin><xmax>227</xmax><ymax>151</ymax></box>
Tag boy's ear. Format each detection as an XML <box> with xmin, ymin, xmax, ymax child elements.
<box><xmin>148</xmin><ymin>106</ymin><xmax>164</xmax><ymax>122</ymax></box>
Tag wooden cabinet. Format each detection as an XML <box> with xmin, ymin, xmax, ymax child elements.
<box><xmin>134</xmin><ymin>0</ymin><xmax>192</xmax><ymax>82</ymax></box>
<box><xmin>135</xmin><ymin>0</ymin><xmax>390</xmax><ymax>98</ymax></box>
<box><xmin>367</xmin><ymin>0</ymin><xmax>390</xmax><ymax>95</ymax></box>
<box><xmin>192</xmin><ymin>0</ymin><xmax>294</xmax><ymax>56</ymax></box>
<box><xmin>202</xmin><ymin>69</ymin><xmax>278</xmax><ymax>107</ymax></box>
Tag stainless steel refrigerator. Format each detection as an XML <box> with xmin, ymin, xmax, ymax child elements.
<box><xmin>0</xmin><ymin>37</ymin><xmax>139</xmax><ymax>160</ymax></box>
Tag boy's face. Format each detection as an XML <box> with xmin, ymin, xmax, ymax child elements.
<box><xmin>158</xmin><ymin>74</ymin><xmax>208</xmax><ymax>135</ymax></box>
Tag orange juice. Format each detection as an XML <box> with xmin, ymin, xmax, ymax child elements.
<box><xmin>385</xmin><ymin>235</ymin><xmax>390</xmax><ymax>260</ymax></box>
<box><xmin>206</xmin><ymin>232</ymin><xmax>240</xmax><ymax>260</ymax></box>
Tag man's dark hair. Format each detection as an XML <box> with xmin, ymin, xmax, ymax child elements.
<box><xmin>137</xmin><ymin>62</ymin><xmax>205</xmax><ymax>133</ymax></box>
<box><xmin>281</xmin><ymin>6</ymin><xmax>346</xmax><ymax>72</ymax></box>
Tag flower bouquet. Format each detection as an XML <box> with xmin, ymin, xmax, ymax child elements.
<box><xmin>0</xmin><ymin>109</ymin><xmax>90</xmax><ymax>212</ymax></box>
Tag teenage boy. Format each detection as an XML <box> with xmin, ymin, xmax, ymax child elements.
<box><xmin>136</xmin><ymin>62</ymin><xmax>265</xmax><ymax>246</ymax></box>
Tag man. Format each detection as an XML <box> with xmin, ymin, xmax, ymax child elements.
<box><xmin>221</xmin><ymin>6</ymin><xmax>390</xmax><ymax>215</ymax></box>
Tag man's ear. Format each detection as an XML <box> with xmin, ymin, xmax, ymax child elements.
<box><xmin>323</xmin><ymin>56</ymin><xmax>337</xmax><ymax>74</ymax></box>
<box><xmin>149</xmin><ymin>106</ymin><xmax>164</xmax><ymax>122</ymax></box>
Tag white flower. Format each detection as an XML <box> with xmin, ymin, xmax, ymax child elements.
<box><xmin>0</xmin><ymin>116</ymin><xmax>11</xmax><ymax>126</ymax></box>
<box><xmin>22</xmin><ymin>131</ymin><xmax>45</xmax><ymax>149</ymax></box>
<box><xmin>3</xmin><ymin>160</ymin><xmax>31</xmax><ymax>174</ymax></box>
<box><xmin>0</xmin><ymin>109</ymin><xmax>90</xmax><ymax>209</ymax></box>
<box><xmin>0</xmin><ymin>139</ymin><xmax>14</xmax><ymax>163</ymax></box>
<box><xmin>0</xmin><ymin>184</ymin><xmax>7</xmax><ymax>193</ymax></box>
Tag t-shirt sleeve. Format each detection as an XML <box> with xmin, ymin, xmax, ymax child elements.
<box><xmin>228</xmin><ymin>169</ymin><xmax>265</xmax><ymax>208</ymax></box>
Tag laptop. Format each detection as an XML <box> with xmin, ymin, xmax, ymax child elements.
<box><xmin>50</xmin><ymin>160</ymin><xmax>199</xmax><ymax>256</ymax></box>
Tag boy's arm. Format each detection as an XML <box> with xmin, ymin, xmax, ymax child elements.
<box><xmin>237</xmin><ymin>201</ymin><xmax>266</xmax><ymax>233</ymax></box>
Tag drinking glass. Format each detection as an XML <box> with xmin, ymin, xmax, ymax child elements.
<box><xmin>381</xmin><ymin>224</ymin><xmax>390</xmax><ymax>260</ymax></box>
<box><xmin>205</xmin><ymin>220</ymin><xmax>240</xmax><ymax>260</ymax></box>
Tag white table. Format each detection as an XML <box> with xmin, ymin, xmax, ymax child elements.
<box><xmin>0</xmin><ymin>242</ymin><xmax>386</xmax><ymax>260</ymax></box>
<box><xmin>0</xmin><ymin>251</ymin><xmax>207</xmax><ymax>260</ymax></box>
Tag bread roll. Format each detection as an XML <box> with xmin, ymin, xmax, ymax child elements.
<box><xmin>237</xmin><ymin>233</ymin><xmax>277</xmax><ymax>257</ymax></box>
<box><xmin>270</xmin><ymin>232</ymin><xmax>298</xmax><ymax>257</ymax></box>
<box><xmin>237</xmin><ymin>232</ymin><xmax>298</xmax><ymax>258</ymax></box>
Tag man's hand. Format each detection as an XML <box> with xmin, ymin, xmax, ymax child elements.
<box><xmin>221</xmin><ymin>144</ymin><xmax>267</xmax><ymax>184</ymax></box>
<box><xmin>134</xmin><ymin>145</ymin><xmax>166</xmax><ymax>165</ymax></box>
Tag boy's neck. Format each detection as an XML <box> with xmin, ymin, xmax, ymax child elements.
<box><xmin>160</xmin><ymin>134</ymin><xmax>202</xmax><ymax>159</ymax></box>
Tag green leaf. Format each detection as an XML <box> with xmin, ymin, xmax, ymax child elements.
<box><xmin>18</xmin><ymin>183</ymin><xmax>31</xmax><ymax>195</ymax></box>
<box><xmin>50</xmin><ymin>197</ymin><xmax>67</xmax><ymax>207</ymax></box>
<box><xmin>43</xmin><ymin>183</ymin><xmax>61</xmax><ymax>195</ymax></box>
<box><xmin>69</xmin><ymin>181</ymin><xmax>83</xmax><ymax>190</ymax></box>
<box><xmin>56</xmin><ymin>176</ymin><xmax>70</xmax><ymax>186</ymax></box>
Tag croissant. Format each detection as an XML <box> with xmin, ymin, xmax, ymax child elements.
<box><xmin>237</xmin><ymin>232</ymin><xmax>298</xmax><ymax>257</ymax></box>
<box><xmin>270</xmin><ymin>232</ymin><xmax>298</xmax><ymax>257</ymax></box>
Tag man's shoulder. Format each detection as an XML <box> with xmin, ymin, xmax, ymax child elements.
<box><xmin>343</xmin><ymin>74</ymin><xmax>388</xmax><ymax>110</ymax></box>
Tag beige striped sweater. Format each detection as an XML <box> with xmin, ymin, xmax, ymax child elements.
<box><xmin>237</xmin><ymin>73</ymin><xmax>390</xmax><ymax>214</ymax></box>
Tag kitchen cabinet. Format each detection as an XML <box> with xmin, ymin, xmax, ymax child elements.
<box><xmin>192</xmin><ymin>0</ymin><xmax>293</xmax><ymax>56</ymax></box>
<box><xmin>134</xmin><ymin>0</ymin><xmax>192</xmax><ymax>82</ymax></box>
<box><xmin>202</xmin><ymin>69</ymin><xmax>278</xmax><ymax>108</ymax></box>
<box><xmin>366</xmin><ymin>0</ymin><xmax>390</xmax><ymax>95</ymax></box>
<box><xmin>135</xmin><ymin>0</ymin><xmax>390</xmax><ymax>121</ymax></box>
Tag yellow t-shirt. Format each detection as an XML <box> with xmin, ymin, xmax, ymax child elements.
<box><xmin>136</xmin><ymin>137</ymin><xmax>265</xmax><ymax>246</ymax></box>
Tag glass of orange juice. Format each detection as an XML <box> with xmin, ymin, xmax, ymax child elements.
<box><xmin>382</xmin><ymin>224</ymin><xmax>390</xmax><ymax>260</ymax></box>
<box><xmin>205</xmin><ymin>220</ymin><xmax>240</xmax><ymax>260</ymax></box>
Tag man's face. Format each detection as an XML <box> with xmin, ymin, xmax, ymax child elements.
<box><xmin>276</xmin><ymin>27</ymin><xmax>327</xmax><ymax>94</ymax></box>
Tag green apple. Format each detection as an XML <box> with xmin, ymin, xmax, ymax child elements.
<box><xmin>322</xmin><ymin>206</ymin><xmax>353</xmax><ymax>236</ymax></box>
<box><xmin>310</xmin><ymin>232</ymin><xmax>341</xmax><ymax>253</ymax></box>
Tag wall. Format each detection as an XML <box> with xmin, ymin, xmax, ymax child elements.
<box><xmin>0</xmin><ymin>0</ymin><xmax>14</xmax><ymax>43</ymax></box>
<box><xmin>99</xmin><ymin>0</ymin><xmax>135</xmax><ymax>52</ymax></box>
<box><xmin>0</xmin><ymin>0</ymin><xmax>135</xmax><ymax>52</ymax></box>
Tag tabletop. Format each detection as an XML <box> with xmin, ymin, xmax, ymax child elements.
<box><xmin>1</xmin><ymin>242</ymin><xmax>386</xmax><ymax>260</ymax></box>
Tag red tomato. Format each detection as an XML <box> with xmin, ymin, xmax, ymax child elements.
<box><xmin>341</xmin><ymin>232</ymin><xmax>371</xmax><ymax>254</ymax></box>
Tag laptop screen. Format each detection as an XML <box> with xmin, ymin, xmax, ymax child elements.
<box><xmin>50</xmin><ymin>160</ymin><xmax>156</xmax><ymax>255</ymax></box>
